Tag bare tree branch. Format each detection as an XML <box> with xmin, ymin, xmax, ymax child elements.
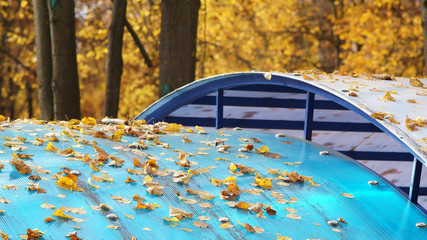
<box><xmin>125</xmin><ymin>19</ymin><xmax>153</xmax><ymax>68</ymax></box>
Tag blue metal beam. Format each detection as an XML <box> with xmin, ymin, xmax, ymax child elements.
<box><xmin>340</xmin><ymin>151</ymin><xmax>413</xmax><ymax>161</ymax></box>
<box><xmin>163</xmin><ymin>116</ymin><xmax>381</xmax><ymax>132</ymax></box>
<box><xmin>304</xmin><ymin>92</ymin><xmax>315</xmax><ymax>141</ymax></box>
<box><xmin>216</xmin><ymin>89</ymin><xmax>224</xmax><ymax>129</ymax></box>
<box><xmin>190</xmin><ymin>96</ymin><xmax>348</xmax><ymax>110</ymax></box>
<box><xmin>409</xmin><ymin>158</ymin><xmax>423</xmax><ymax>203</ymax></box>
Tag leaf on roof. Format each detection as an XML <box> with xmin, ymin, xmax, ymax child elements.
<box><xmin>182</xmin><ymin>136</ymin><xmax>192</xmax><ymax>143</ymax></box>
<box><xmin>125</xmin><ymin>176</ymin><xmax>137</xmax><ymax>183</ymax></box>
<box><xmin>107</xmin><ymin>225</ymin><xmax>119</xmax><ymax>230</ymax></box>
<box><xmin>277</xmin><ymin>236</ymin><xmax>292</xmax><ymax>240</ymax></box>
<box><xmin>264</xmin><ymin>152</ymin><xmax>281</xmax><ymax>158</ymax></box>
<box><xmin>81</xmin><ymin>117</ymin><xmax>96</xmax><ymax>126</ymax></box>
<box><xmin>45</xmin><ymin>142</ymin><xmax>58</xmax><ymax>152</ymax></box>
<box><xmin>266</xmin><ymin>168</ymin><xmax>280</xmax><ymax>175</ymax></box>
<box><xmin>163</xmin><ymin>217</ymin><xmax>180</xmax><ymax>222</ymax></box>
<box><xmin>286</xmin><ymin>213</ymin><xmax>302</xmax><ymax>219</ymax></box>
<box><xmin>11</xmin><ymin>159</ymin><xmax>32</xmax><ymax>174</ymax></box>
<box><xmin>410</xmin><ymin>77</ymin><xmax>424</xmax><ymax>88</ymax></box>
<box><xmin>337</xmin><ymin>217</ymin><xmax>348</xmax><ymax>224</ymax></box>
<box><xmin>249</xmin><ymin>202</ymin><xmax>263</xmax><ymax>213</ymax></box>
<box><xmin>56</xmin><ymin>173</ymin><xmax>83</xmax><ymax>192</ymax></box>
<box><xmin>109</xmin><ymin>129</ymin><xmax>125</xmax><ymax>141</ymax></box>
<box><xmin>227</xmin><ymin>183</ymin><xmax>244</xmax><ymax>195</ymax></box>
<box><xmin>12</xmin><ymin>153</ymin><xmax>33</xmax><ymax>159</ymax></box>
<box><xmin>44</xmin><ymin>217</ymin><xmax>55</xmax><ymax>223</ymax></box>
<box><xmin>342</xmin><ymin>193</ymin><xmax>354</xmax><ymax>198</ymax></box>
<box><xmin>147</xmin><ymin>186</ymin><xmax>164</xmax><ymax>196</ymax></box>
<box><xmin>172</xmin><ymin>171</ymin><xmax>192</xmax><ymax>184</ymax></box>
<box><xmin>255</xmin><ymin>145</ymin><xmax>269</xmax><ymax>154</ymax></box>
<box><xmin>193</xmin><ymin>221</ymin><xmax>208</xmax><ymax>228</ymax></box>
<box><xmin>180</xmin><ymin>228</ymin><xmax>193</xmax><ymax>232</ymax></box>
<box><xmin>110</xmin><ymin>195</ymin><xmax>132</xmax><ymax>204</ymax></box>
<box><xmin>236</xmin><ymin>219</ymin><xmax>264</xmax><ymax>233</ymax></box>
<box><xmin>52</xmin><ymin>207</ymin><xmax>72</xmax><ymax>219</ymax></box>
<box><xmin>245</xmin><ymin>188</ymin><xmax>264</xmax><ymax>195</ymax></box>
<box><xmin>197</xmin><ymin>191</ymin><xmax>215</xmax><ymax>200</ymax></box>
<box><xmin>0</xmin><ymin>197</ymin><xmax>11</xmax><ymax>204</ymax></box>
<box><xmin>198</xmin><ymin>202</ymin><xmax>212</xmax><ymax>208</ymax></box>
<box><xmin>87</xmin><ymin>178</ymin><xmax>99</xmax><ymax>189</ymax></box>
<box><xmin>169</xmin><ymin>206</ymin><xmax>193</xmax><ymax>220</ymax></box>
<box><xmin>24</xmin><ymin>229</ymin><xmax>43</xmax><ymax>240</ymax></box>
<box><xmin>382</xmin><ymin>91</ymin><xmax>395</xmax><ymax>101</ymax></box>
<box><xmin>127</xmin><ymin>168</ymin><xmax>144</xmax><ymax>175</ymax></box>
<box><xmin>40</xmin><ymin>202</ymin><xmax>56</xmax><ymax>209</ymax></box>
<box><xmin>133</xmin><ymin>201</ymin><xmax>156</xmax><ymax>210</ymax></box>
<box><xmin>220</xmin><ymin>222</ymin><xmax>234</xmax><ymax>229</ymax></box>
<box><xmin>2</xmin><ymin>185</ymin><xmax>18</xmax><ymax>190</ymax></box>
<box><xmin>165</xmin><ymin>123</ymin><xmax>181</xmax><ymax>132</ymax></box>
<box><xmin>254</xmin><ymin>172</ymin><xmax>273</xmax><ymax>190</ymax></box>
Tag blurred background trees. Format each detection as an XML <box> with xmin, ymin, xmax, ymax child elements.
<box><xmin>0</xmin><ymin>0</ymin><xmax>425</xmax><ymax>120</ymax></box>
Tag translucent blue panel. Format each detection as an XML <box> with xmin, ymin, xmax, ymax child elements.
<box><xmin>0</xmin><ymin>123</ymin><xmax>426</xmax><ymax>239</ymax></box>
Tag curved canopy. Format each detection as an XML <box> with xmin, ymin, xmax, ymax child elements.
<box><xmin>135</xmin><ymin>72</ymin><xmax>427</xmax><ymax>165</ymax></box>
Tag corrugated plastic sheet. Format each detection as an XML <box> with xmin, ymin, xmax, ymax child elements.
<box><xmin>0</xmin><ymin>122</ymin><xmax>426</xmax><ymax>239</ymax></box>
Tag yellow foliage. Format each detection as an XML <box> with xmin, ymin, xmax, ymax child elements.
<box><xmin>1</xmin><ymin>0</ymin><xmax>425</xmax><ymax>119</ymax></box>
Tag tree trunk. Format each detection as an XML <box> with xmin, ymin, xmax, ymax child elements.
<box><xmin>104</xmin><ymin>0</ymin><xmax>127</xmax><ymax>118</ymax></box>
<box><xmin>49</xmin><ymin>0</ymin><xmax>81</xmax><ymax>120</ymax></box>
<box><xmin>33</xmin><ymin>0</ymin><xmax>53</xmax><ymax>120</ymax></box>
<box><xmin>422</xmin><ymin>0</ymin><xmax>427</xmax><ymax>75</ymax></box>
<box><xmin>159</xmin><ymin>0</ymin><xmax>201</xmax><ymax>97</ymax></box>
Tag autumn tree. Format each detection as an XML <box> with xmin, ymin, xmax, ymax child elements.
<box><xmin>33</xmin><ymin>0</ymin><xmax>53</xmax><ymax>120</ymax></box>
<box><xmin>159</xmin><ymin>0</ymin><xmax>201</xmax><ymax>97</ymax></box>
<box><xmin>1</xmin><ymin>0</ymin><xmax>425</xmax><ymax>119</ymax></box>
<box><xmin>104</xmin><ymin>0</ymin><xmax>127</xmax><ymax>118</ymax></box>
<box><xmin>49</xmin><ymin>0</ymin><xmax>81</xmax><ymax>120</ymax></box>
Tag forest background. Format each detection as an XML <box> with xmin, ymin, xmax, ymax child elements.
<box><xmin>0</xmin><ymin>0</ymin><xmax>425</xmax><ymax>120</ymax></box>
